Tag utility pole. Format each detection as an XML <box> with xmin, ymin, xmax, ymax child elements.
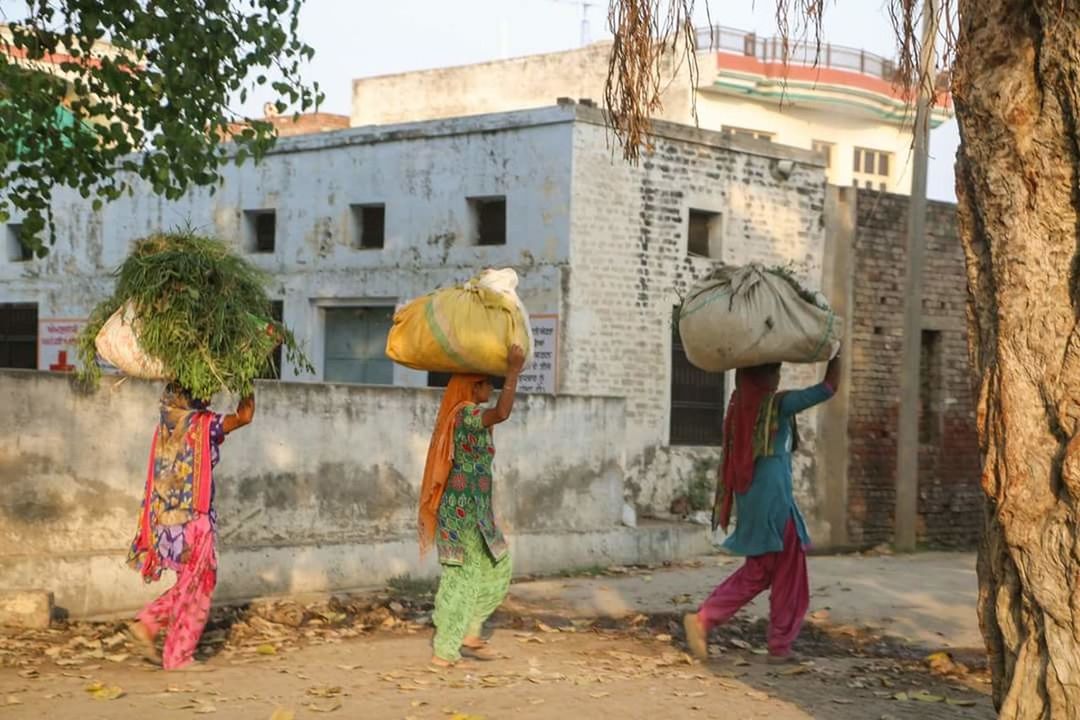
<box><xmin>895</xmin><ymin>0</ymin><xmax>939</xmax><ymax>552</ymax></box>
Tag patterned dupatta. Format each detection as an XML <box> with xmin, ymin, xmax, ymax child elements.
<box><xmin>712</xmin><ymin>366</ymin><xmax>800</xmax><ymax>533</ymax></box>
<box><xmin>127</xmin><ymin>385</ymin><xmax>214</xmax><ymax>582</ymax></box>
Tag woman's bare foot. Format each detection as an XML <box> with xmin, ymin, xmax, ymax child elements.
<box><xmin>430</xmin><ymin>656</ymin><xmax>456</xmax><ymax>669</ymax></box>
<box><xmin>683</xmin><ymin>612</ymin><xmax>709</xmax><ymax>661</ymax></box>
<box><xmin>766</xmin><ymin>652</ymin><xmax>802</xmax><ymax>665</ymax></box>
<box><xmin>460</xmin><ymin>644</ymin><xmax>499</xmax><ymax>661</ymax></box>
<box><xmin>461</xmin><ymin>636</ymin><xmax>500</xmax><ymax>661</ymax></box>
<box><xmin>126</xmin><ymin>621</ymin><xmax>161</xmax><ymax>662</ymax></box>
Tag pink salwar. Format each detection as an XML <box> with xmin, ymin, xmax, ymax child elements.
<box><xmin>698</xmin><ymin>517</ymin><xmax>809</xmax><ymax>656</ymax></box>
<box><xmin>136</xmin><ymin>514</ymin><xmax>218</xmax><ymax>670</ymax></box>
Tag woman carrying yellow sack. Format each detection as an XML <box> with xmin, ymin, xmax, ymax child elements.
<box><xmin>418</xmin><ymin>345</ymin><xmax>526</xmax><ymax>667</ymax></box>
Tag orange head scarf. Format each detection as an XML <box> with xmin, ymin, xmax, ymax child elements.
<box><xmin>418</xmin><ymin>373</ymin><xmax>487</xmax><ymax>556</ymax></box>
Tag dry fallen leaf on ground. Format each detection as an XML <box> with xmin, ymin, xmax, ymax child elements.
<box><xmin>306</xmin><ymin>686</ymin><xmax>343</xmax><ymax>698</ymax></box>
<box><xmin>269</xmin><ymin>709</ymin><xmax>295</xmax><ymax>720</ymax></box>
<box><xmin>306</xmin><ymin>700</ymin><xmax>343</xmax><ymax>713</ymax></box>
<box><xmin>911</xmin><ymin>692</ymin><xmax>945</xmax><ymax>703</ymax></box>
<box><xmin>84</xmin><ymin>682</ymin><xmax>124</xmax><ymax>701</ymax></box>
<box><xmin>781</xmin><ymin>665</ymin><xmax>811</xmax><ymax>676</ymax></box>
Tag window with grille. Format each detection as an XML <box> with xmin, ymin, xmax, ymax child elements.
<box><xmin>853</xmin><ymin>147</ymin><xmax>891</xmax><ymax>191</ymax></box>
<box><xmin>0</xmin><ymin>302</ymin><xmax>38</xmax><ymax>369</ymax></box>
<box><xmin>323</xmin><ymin>306</ymin><xmax>394</xmax><ymax>385</ymax></box>
<box><xmin>670</xmin><ymin>322</ymin><xmax>725</xmax><ymax>446</ymax></box>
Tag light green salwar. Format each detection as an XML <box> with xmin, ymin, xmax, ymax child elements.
<box><xmin>432</xmin><ymin>525</ymin><xmax>512</xmax><ymax>662</ymax></box>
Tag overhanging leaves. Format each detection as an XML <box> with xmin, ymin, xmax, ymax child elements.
<box><xmin>0</xmin><ymin>0</ymin><xmax>322</xmax><ymax>255</ymax></box>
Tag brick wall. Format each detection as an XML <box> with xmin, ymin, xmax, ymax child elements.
<box><xmin>846</xmin><ymin>190</ymin><xmax>981</xmax><ymax>548</ymax></box>
<box><xmin>564</xmin><ymin>112</ymin><xmax>830</xmax><ymax>530</ymax></box>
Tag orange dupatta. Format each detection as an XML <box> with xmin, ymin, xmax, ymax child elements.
<box><xmin>418</xmin><ymin>374</ymin><xmax>487</xmax><ymax>557</ymax></box>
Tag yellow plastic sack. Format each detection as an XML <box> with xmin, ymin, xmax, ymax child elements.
<box><xmin>386</xmin><ymin>271</ymin><xmax>533</xmax><ymax>376</ymax></box>
<box><xmin>94</xmin><ymin>302</ymin><xmax>168</xmax><ymax>379</ymax></box>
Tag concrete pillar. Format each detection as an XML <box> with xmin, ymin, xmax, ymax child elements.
<box><xmin>818</xmin><ymin>185</ymin><xmax>856</xmax><ymax>549</ymax></box>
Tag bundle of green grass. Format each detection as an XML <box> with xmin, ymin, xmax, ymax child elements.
<box><xmin>76</xmin><ymin>232</ymin><xmax>312</xmax><ymax>400</ymax></box>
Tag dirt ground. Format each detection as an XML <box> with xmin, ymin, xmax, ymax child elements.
<box><xmin>0</xmin><ymin>553</ymin><xmax>993</xmax><ymax>720</ymax></box>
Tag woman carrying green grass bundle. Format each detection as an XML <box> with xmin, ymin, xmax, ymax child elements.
<box><xmin>77</xmin><ymin>232</ymin><xmax>310</xmax><ymax>399</ymax></box>
<box><xmin>126</xmin><ymin>383</ymin><xmax>255</xmax><ymax>671</ymax></box>
<box><xmin>75</xmin><ymin>231</ymin><xmax>309</xmax><ymax>670</ymax></box>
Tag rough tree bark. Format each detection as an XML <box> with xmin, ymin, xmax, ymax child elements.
<box><xmin>954</xmin><ymin>1</ymin><xmax>1080</xmax><ymax>717</ymax></box>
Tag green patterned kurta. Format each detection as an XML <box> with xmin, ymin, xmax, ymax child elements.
<box><xmin>436</xmin><ymin>404</ymin><xmax>508</xmax><ymax>566</ymax></box>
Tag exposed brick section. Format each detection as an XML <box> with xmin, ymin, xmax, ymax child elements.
<box><xmin>223</xmin><ymin>113</ymin><xmax>350</xmax><ymax>140</ymax></box>
<box><xmin>564</xmin><ymin>119</ymin><xmax>829</xmax><ymax>520</ymax></box>
<box><xmin>846</xmin><ymin>190</ymin><xmax>981</xmax><ymax>548</ymax></box>
<box><xmin>269</xmin><ymin>113</ymin><xmax>350</xmax><ymax>137</ymax></box>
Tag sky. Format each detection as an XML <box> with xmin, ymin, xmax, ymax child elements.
<box><xmin>254</xmin><ymin>0</ymin><xmax>960</xmax><ymax>202</ymax></box>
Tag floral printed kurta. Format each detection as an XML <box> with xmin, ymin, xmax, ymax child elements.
<box><xmin>132</xmin><ymin>413</ymin><xmax>226</xmax><ymax>576</ymax></box>
<box><xmin>436</xmin><ymin>404</ymin><xmax>508</xmax><ymax>566</ymax></box>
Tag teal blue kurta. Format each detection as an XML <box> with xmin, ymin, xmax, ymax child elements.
<box><xmin>721</xmin><ymin>383</ymin><xmax>835</xmax><ymax>557</ymax></box>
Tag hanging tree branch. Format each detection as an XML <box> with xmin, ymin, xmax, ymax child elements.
<box><xmin>603</xmin><ymin>0</ymin><xmax>956</xmax><ymax>162</ymax></box>
<box><xmin>604</xmin><ymin>0</ymin><xmax>700</xmax><ymax>161</ymax></box>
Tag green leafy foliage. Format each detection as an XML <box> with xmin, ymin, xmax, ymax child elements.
<box><xmin>76</xmin><ymin>232</ymin><xmax>312</xmax><ymax>400</ymax></box>
<box><xmin>0</xmin><ymin>1</ymin><xmax>322</xmax><ymax>256</ymax></box>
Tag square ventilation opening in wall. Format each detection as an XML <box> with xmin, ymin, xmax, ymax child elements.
<box><xmin>244</xmin><ymin>210</ymin><xmax>276</xmax><ymax>253</ymax></box>
<box><xmin>351</xmin><ymin>204</ymin><xmax>386</xmax><ymax>250</ymax></box>
<box><xmin>467</xmin><ymin>196</ymin><xmax>506</xmax><ymax>246</ymax></box>
<box><xmin>687</xmin><ymin>209</ymin><xmax>722</xmax><ymax>258</ymax></box>
<box><xmin>5</xmin><ymin>224</ymin><xmax>32</xmax><ymax>263</ymax></box>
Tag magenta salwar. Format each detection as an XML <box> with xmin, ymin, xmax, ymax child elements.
<box><xmin>698</xmin><ymin>518</ymin><xmax>809</xmax><ymax>656</ymax></box>
<box><xmin>135</xmin><ymin>514</ymin><xmax>218</xmax><ymax>669</ymax></box>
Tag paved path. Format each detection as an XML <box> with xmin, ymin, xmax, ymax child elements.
<box><xmin>0</xmin><ymin>552</ymin><xmax>990</xmax><ymax>719</ymax></box>
<box><xmin>508</xmin><ymin>552</ymin><xmax>981</xmax><ymax>649</ymax></box>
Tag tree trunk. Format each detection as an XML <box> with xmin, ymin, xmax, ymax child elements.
<box><xmin>954</xmin><ymin>1</ymin><xmax>1080</xmax><ymax>717</ymax></box>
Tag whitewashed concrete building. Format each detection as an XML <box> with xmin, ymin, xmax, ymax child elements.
<box><xmin>0</xmin><ymin>103</ymin><xmax>831</xmax><ymax>529</ymax></box>
<box><xmin>353</xmin><ymin>27</ymin><xmax>953</xmax><ymax>194</ymax></box>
